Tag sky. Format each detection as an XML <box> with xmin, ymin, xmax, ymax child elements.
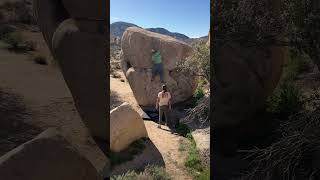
<box><xmin>110</xmin><ymin>0</ymin><xmax>210</xmax><ymax>38</ymax></box>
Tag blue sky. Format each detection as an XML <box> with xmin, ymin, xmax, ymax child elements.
<box><xmin>110</xmin><ymin>0</ymin><xmax>210</xmax><ymax>38</ymax></box>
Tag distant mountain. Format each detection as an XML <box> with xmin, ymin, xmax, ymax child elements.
<box><xmin>184</xmin><ymin>35</ymin><xmax>208</xmax><ymax>44</ymax></box>
<box><xmin>110</xmin><ymin>21</ymin><xmax>191</xmax><ymax>42</ymax></box>
<box><xmin>110</xmin><ymin>21</ymin><xmax>140</xmax><ymax>37</ymax></box>
<box><xmin>145</xmin><ymin>28</ymin><xmax>190</xmax><ymax>41</ymax></box>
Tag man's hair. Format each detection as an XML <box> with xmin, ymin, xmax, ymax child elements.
<box><xmin>162</xmin><ymin>84</ymin><xmax>167</xmax><ymax>92</ymax></box>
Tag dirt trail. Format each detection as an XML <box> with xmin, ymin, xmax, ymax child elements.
<box><xmin>145</xmin><ymin>121</ymin><xmax>193</xmax><ymax>180</ymax></box>
<box><xmin>110</xmin><ymin>73</ymin><xmax>193</xmax><ymax>180</ymax></box>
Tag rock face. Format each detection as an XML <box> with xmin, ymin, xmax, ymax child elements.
<box><xmin>121</xmin><ymin>27</ymin><xmax>197</xmax><ymax>106</ymax></box>
<box><xmin>33</xmin><ymin>0</ymin><xmax>108</xmax><ymax>141</ymax></box>
<box><xmin>110</xmin><ymin>102</ymin><xmax>148</xmax><ymax>152</ymax></box>
<box><xmin>0</xmin><ymin>128</ymin><xmax>103</xmax><ymax>180</ymax></box>
<box><xmin>213</xmin><ymin>44</ymin><xmax>285</xmax><ymax>128</ymax></box>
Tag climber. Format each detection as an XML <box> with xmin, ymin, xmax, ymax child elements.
<box><xmin>156</xmin><ymin>84</ymin><xmax>171</xmax><ymax>129</ymax></box>
<box><xmin>151</xmin><ymin>48</ymin><xmax>164</xmax><ymax>83</ymax></box>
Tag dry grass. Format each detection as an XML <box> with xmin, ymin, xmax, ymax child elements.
<box><xmin>241</xmin><ymin>108</ymin><xmax>320</xmax><ymax>180</ymax></box>
<box><xmin>182</xmin><ymin>95</ymin><xmax>210</xmax><ymax>129</ymax></box>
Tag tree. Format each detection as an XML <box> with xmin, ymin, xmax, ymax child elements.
<box><xmin>177</xmin><ymin>41</ymin><xmax>210</xmax><ymax>82</ymax></box>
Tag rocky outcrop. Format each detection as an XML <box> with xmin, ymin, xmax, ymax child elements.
<box><xmin>33</xmin><ymin>0</ymin><xmax>108</xmax><ymax>141</ymax></box>
<box><xmin>110</xmin><ymin>102</ymin><xmax>148</xmax><ymax>152</ymax></box>
<box><xmin>121</xmin><ymin>27</ymin><xmax>197</xmax><ymax>106</ymax></box>
<box><xmin>0</xmin><ymin>128</ymin><xmax>103</xmax><ymax>180</ymax></box>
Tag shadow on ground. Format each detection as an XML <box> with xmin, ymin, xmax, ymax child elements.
<box><xmin>0</xmin><ymin>87</ymin><xmax>41</xmax><ymax>156</ymax></box>
<box><xmin>110</xmin><ymin>90</ymin><xmax>123</xmax><ymax>110</ymax></box>
<box><xmin>110</xmin><ymin>138</ymin><xmax>165</xmax><ymax>176</ymax></box>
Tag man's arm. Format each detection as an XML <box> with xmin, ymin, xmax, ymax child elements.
<box><xmin>156</xmin><ymin>97</ymin><xmax>159</xmax><ymax>109</ymax></box>
<box><xmin>168</xmin><ymin>93</ymin><xmax>172</xmax><ymax>110</ymax></box>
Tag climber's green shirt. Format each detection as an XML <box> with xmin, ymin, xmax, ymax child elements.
<box><xmin>152</xmin><ymin>51</ymin><xmax>162</xmax><ymax>64</ymax></box>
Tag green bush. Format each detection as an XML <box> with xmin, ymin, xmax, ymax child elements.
<box><xmin>110</xmin><ymin>165</ymin><xmax>171</xmax><ymax>180</ymax></box>
<box><xmin>0</xmin><ymin>24</ymin><xmax>16</xmax><ymax>39</ymax></box>
<box><xmin>177</xmin><ymin>42</ymin><xmax>210</xmax><ymax>81</ymax></box>
<box><xmin>194</xmin><ymin>86</ymin><xmax>205</xmax><ymax>100</ymax></box>
<box><xmin>267</xmin><ymin>81</ymin><xmax>301</xmax><ymax>117</ymax></box>
<box><xmin>3</xmin><ymin>32</ymin><xmax>22</xmax><ymax>48</ymax></box>
<box><xmin>197</xmin><ymin>168</ymin><xmax>210</xmax><ymax>180</ymax></box>
<box><xmin>185</xmin><ymin>137</ymin><xmax>202</xmax><ymax>171</ymax></box>
<box><xmin>184</xmin><ymin>133</ymin><xmax>210</xmax><ymax>180</ymax></box>
<box><xmin>267</xmin><ymin>49</ymin><xmax>303</xmax><ymax>117</ymax></box>
<box><xmin>175</xmin><ymin>123</ymin><xmax>190</xmax><ymax>137</ymax></box>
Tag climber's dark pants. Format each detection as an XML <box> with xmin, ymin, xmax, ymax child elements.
<box><xmin>159</xmin><ymin>105</ymin><xmax>168</xmax><ymax>125</ymax></box>
<box><xmin>152</xmin><ymin>63</ymin><xmax>164</xmax><ymax>82</ymax></box>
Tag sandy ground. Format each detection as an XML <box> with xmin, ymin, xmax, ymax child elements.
<box><xmin>110</xmin><ymin>72</ymin><xmax>193</xmax><ymax>179</ymax></box>
<box><xmin>0</xmin><ymin>32</ymin><xmax>107</xmax><ymax>173</ymax></box>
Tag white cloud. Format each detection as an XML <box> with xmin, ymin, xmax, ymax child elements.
<box><xmin>110</xmin><ymin>17</ymin><xmax>121</xmax><ymax>22</ymax></box>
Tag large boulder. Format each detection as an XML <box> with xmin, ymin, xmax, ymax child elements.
<box><xmin>0</xmin><ymin>128</ymin><xmax>103</xmax><ymax>180</ymax></box>
<box><xmin>213</xmin><ymin>1</ymin><xmax>286</xmax><ymax>155</ymax></box>
<box><xmin>213</xmin><ymin>44</ymin><xmax>285</xmax><ymax>128</ymax></box>
<box><xmin>110</xmin><ymin>102</ymin><xmax>148</xmax><ymax>152</ymax></box>
<box><xmin>121</xmin><ymin>27</ymin><xmax>197</xmax><ymax>106</ymax></box>
<box><xmin>33</xmin><ymin>0</ymin><xmax>107</xmax><ymax>141</ymax></box>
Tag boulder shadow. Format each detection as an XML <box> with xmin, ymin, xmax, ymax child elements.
<box><xmin>0</xmin><ymin>88</ymin><xmax>42</xmax><ymax>157</ymax></box>
<box><xmin>109</xmin><ymin>138</ymin><xmax>165</xmax><ymax>176</ymax></box>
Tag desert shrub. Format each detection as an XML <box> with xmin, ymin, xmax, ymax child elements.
<box><xmin>197</xmin><ymin>168</ymin><xmax>210</xmax><ymax>180</ymax></box>
<box><xmin>175</xmin><ymin>123</ymin><xmax>191</xmax><ymax>137</ymax></box>
<box><xmin>0</xmin><ymin>1</ymin><xmax>34</xmax><ymax>24</ymax></box>
<box><xmin>33</xmin><ymin>55</ymin><xmax>47</xmax><ymax>65</ymax></box>
<box><xmin>183</xmin><ymin>133</ymin><xmax>210</xmax><ymax>180</ymax></box>
<box><xmin>194</xmin><ymin>86</ymin><xmax>205</xmax><ymax>101</ymax></box>
<box><xmin>267</xmin><ymin>49</ymin><xmax>304</xmax><ymax>117</ymax></box>
<box><xmin>111</xmin><ymin>165</ymin><xmax>171</xmax><ymax>180</ymax></box>
<box><xmin>177</xmin><ymin>42</ymin><xmax>210</xmax><ymax>81</ymax></box>
<box><xmin>185</xmin><ymin>136</ymin><xmax>202</xmax><ymax>171</ymax></box>
<box><xmin>143</xmin><ymin>165</ymin><xmax>171</xmax><ymax>180</ymax></box>
<box><xmin>3</xmin><ymin>32</ymin><xmax>22</xmax><ymax>48</ymax></box>
<box><xmin>0</xmin><ymin>24</ymin><xmax>16</xmax><ymax>39</ymax></box>
<box><xmin>267</xmin><ymin>81</ymin><xmax>301</xmax><ymax>117</ymax></box>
